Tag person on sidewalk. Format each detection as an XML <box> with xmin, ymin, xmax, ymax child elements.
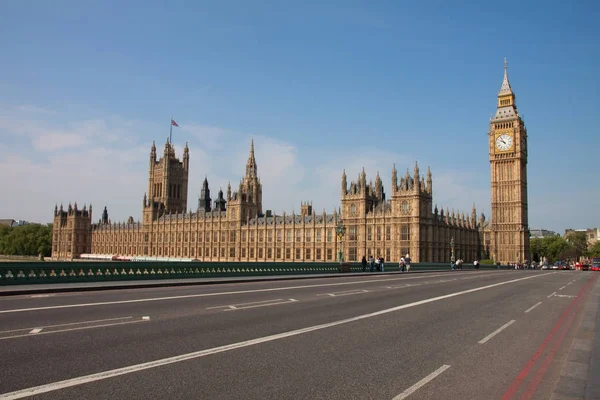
<box><xmin>404</xmin><ymin>254</ymin><xmax>411</xmax><ymax>272</ymax></box>
<box><xmin>375</xmin><ymin>257</ymin><xmax>381</xmax><ymax>272</ymax></box>
<box><xmin>399</xmin><ymin>256</ymin><xmax>406</xmax><ymax>272</ymax></box>
<box><xmin>369</xmin><ymin>255</ymin><xmax>374</xmax><ymax>272</ymax></box>
<box><xmin>361</xmin><ymin>256</ymin><xmax>367</xmax><ymax>272</ymax></box>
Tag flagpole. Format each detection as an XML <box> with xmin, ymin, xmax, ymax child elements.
<box><xmin>169</xmin><ymin>116</ymin><xmax>173</xmax><ymax>144</ymax></box>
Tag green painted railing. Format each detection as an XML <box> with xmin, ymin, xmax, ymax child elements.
<box><xmin>0</xmin><ymin>261</ymin><xmax>493</xmax><ymax>285</ymax></box>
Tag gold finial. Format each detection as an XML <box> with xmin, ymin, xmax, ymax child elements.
<box><xmin>504</xmin><ymin>57</ymin><xmax>507</xmax><ymax>70</ymax></box>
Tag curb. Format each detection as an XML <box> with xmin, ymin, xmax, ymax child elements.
<box><xmin>550</xmin><ymin>275</ymin><xmax>600</xmax><ymax>400</ymax></box>
<box><xmin>0</xmin><ymin>268</ymin><xmax>471</xmax><ymax>296</ymax></box>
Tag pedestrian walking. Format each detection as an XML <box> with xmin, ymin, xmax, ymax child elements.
<box><xmin>361</xmin><ymin>255</ymin><xmax>367</xmax><ymax>272</ymax></box>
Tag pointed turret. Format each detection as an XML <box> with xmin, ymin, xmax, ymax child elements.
<box><xmin>361</xmin><ymin>167</ymin><xmax>367</xmax><ymax>190</ymax></box>
<box><xmin>54</xmin><ymin>204</ymin><xmax>58</xmax><ymax>216</ymax></box>
<box><xmin>471</xmin><ymin>203</ymin><xmax>477</xmax><ymax>226</ymax></box>
<box><xmin>150</xmin><ymin>140</ymin><xmax>157</xmax><ymax>165</ymax></box>
<box><xmin>198</xmin><ymin>176</ymin><xmax>212</xmax><ymax>212</ymax></box>
<box><xmin>183</xmin><ymin>142</ymin><xmax>189</xmax><ymax>171</ymax></box>
<box><xmin>391</xmin><ymin>164</ymin><xmax>397</xmax><ymax>192</ymax></box>
<box><xmin>227</xmin><ymin>182</ymin><xmax>231</xmax><ymax>201</ymax></box>
<box><xmin>214</xmin><ymin>188</ymin><xmax>226</xmax><ymax>212</ymax></box>
<box><xmin>101</xmin><ymin>206</ymin><xmax>108</xmax><ymax>224</ymax></box>
<box><xmin>426</xmin><ymin>166</ymin><xmax>432</xmax><ymax>194</ymax></box>
<box><xmin>245</xmin><ymin>139</ymin><xmax>257</xmax><ymax>178</ymax></box>
<box><xmin>498</xmin><ymin>57</ymin><xmax>513</xmax><ymax>96</ymax></box>
<box><xmin>413</xmin><ymin>162</ymin><xmax>420</xmax><ymax>181</ymax></box>
<box><xmin>341</xmin><ymin>169</ymin><xmax>347</xmax><ymax>196</ymax></box>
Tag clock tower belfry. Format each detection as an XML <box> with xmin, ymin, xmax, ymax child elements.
<box><xmin>489</xmin><ymin>59</ymin><xmax>530</xmax><ymax>264</ymax></box>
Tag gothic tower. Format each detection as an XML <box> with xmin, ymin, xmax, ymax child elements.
<box><xmin>51</xmin><ymin>202</ymin><xmax>92</xmax><ymax>260</ymax></box>
<box><xmin>198</xmin><ymin>176</ymin><xmax>212</xmax><ymax>213</ymax></box>
<box><xmin>489</xmin><ymin>59</ymin><xmax>529</xmax><ymax>263</ymax></box>
<box><xmin>145</xmin><ymin>139</ymin><xmax>190</xmax><ymax>222</ymax></box>
<box><xmin>225</xmin><ymin>139</ymin><xmax>263</xmax><ymax>222</ymax></box>
<box><xmin>240</xmin><ymin>139</ymin><xmax>263</xmax><ymax>216</ymax></box>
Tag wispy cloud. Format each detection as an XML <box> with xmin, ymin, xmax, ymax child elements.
<box><xmin>0</xmin><ymin>106</ymin><xmax>506</xmax><ymax>226</ymax></box>
<box><xmin>15</xmin><ymin>105</ymin><xmax>55</xmax><ymax>115</ymax></box>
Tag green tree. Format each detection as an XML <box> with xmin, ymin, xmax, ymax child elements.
<box><xmin>589</xmin><ymin>242</ymin><xmax>600</xmax><ymax>258</ymax></box>
<box><xmin>0</xmin><ymin>224</ymin><xmax>53</xmax><ymax>257</ymax></box>
<box><xmin>564</xmin><ymin>231</ymin><xmax>588</xmax><ymax>258</ymax></box>
<box><xmin>530</xmin><ymin>238</ymin><xmax>547</xmax><ymax>262</ymax></box>
<box><xmin>542</xmin><ymin>236</ymin><xmax>570</xmax><ymax>262</ymax></box>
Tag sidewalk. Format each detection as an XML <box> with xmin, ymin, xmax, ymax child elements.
<box><xmin>550</xmin><ymin>276</ymin><xmax>600</xmax><ymax>400</ymax></box>
<box><xmin>0</xmin><ymin>268</ymin><xmax>453</xmax><ymax>296</ymax></box>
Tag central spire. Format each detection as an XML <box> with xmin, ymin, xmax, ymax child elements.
<box><xmin>498</xmin><ymin>57</ymin><xmax>513</xmax><ymax>96</ymax></box>
<box><xmin>246</xmin><ymin>138</ymin><xmax>257</xmax><ymax>178</ymax></box>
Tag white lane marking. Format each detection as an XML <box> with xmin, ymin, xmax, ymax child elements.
<box><xmin>478</xmin><ymin>320</ymin><xmax>516</xmax><ymax>344</ymax></box>
<box><xmin>548</xmin><ymin>292</ymin><xmax>556</xmax><ymax>298</ymax></box>
<box><xmin>0</xmin><ymin>273</ymin><xmax>548</xmax><ymax>400</ymax></box>
<box><xmin>0</xmin><ymin>316</ymin><xmax>134</xmax><ymax>335</ymax></box>
<box><xmin>566</xmin><ymin>282</ymin><xmax>573</xmax><ymax>286</ymax></box>
<box><xmin>206</xmin><ymin>299</ymin><xmax>286</xmax><ymax>310</ymax></box>
<box><xmin>142</xmin><ymin>316</ymin><xmax>150</xmax><ymax>321</ymax></box>
<box><xmin>29</xmin><ymin>328</ymin><xmax>42</xmax><ymax>334</ymax></box>
<box><xmin>0</xmin><ymin>319</ymin><xmax>149</xmax><ymax>341</ymax></box>
<box><xmin>386</xmin><ymin>284</ymin><xmax>413</xmax><ymax>289</ymax></box>
<box><xmin>555</xmin><ymin>294</ymin><xmax>576</xmax><ymax>298</ymax></box>
<box><xmin>392</xmin><ymin>365</ymin><xmax>451</xmax><ymax>400</ymax></box>
<box><xmin>0</xmin><ymin>271</ymin><xmax>517</xmax><ymax>314</ymax></box>
<box><xmin>223</xmin><ymin>299</ymin><xmax>298</xmax><ymax>311</ymax></box>
<box><xmin>319</xmin><ymin>289</ymin><xmax>369</xmax><ymax>297</ymax></box>
<box><xmin>29</xmin><ymin>294</ymin><xmax>56</xmax><ymax>298</ymax></box>
<box><xmin>559</xmin><ymin>286</ymin><xmax>566</xmax><ymax>290</ymax></box>
<box><xmin>524</xmin><ymin>302</ymin><xmax>542</xmax><ymax>313</ymax></box>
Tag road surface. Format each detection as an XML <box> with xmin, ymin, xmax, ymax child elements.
<box><xmin>0</xmin><ymin>270</ymin><xmax>596</xmax><ymax>399</ymax></box>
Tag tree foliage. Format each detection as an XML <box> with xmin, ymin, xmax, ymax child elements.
<box><xmin>0</xmin><ymin>224</ymin><xmax>53</xmax><ymax>257</ymax></box>
<box><xmin>589</xmin><ymin>242</ymin><xmax>600</xmax><ymax>258</ymax></box>
<box><xmin>530</xmin><ymin>234</ymin><xmax>591</xmax><ymax>263</ymax></box>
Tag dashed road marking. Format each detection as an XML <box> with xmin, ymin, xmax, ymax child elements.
<box><xmin>392</xmin><ymin>365</ymin><xmax>451</xmax><ymax>400</ymax></box>
<box><xmin>524</xmin><ymin>302</ymin><xmax>542</xmax><ymax>313</ymax></box>
<box><xmin>548</xmin><ymin>292</ymin><xmax>556</xmax><ymax>298</ymax></box>
<box><xmin>478</xmin><ymin>320</ymin><xmax>516</xmax><ymax>344</ymax></box>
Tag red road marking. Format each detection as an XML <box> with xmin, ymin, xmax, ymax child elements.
<box><xmin>501</xmin><ymin>274</ymin><xmax>597</xmax><ymax>400</ymax></box>
<box><xmin>520</xmin><ymin>282</ymin><xmax>588</xmax><ymax>400</ymax></box>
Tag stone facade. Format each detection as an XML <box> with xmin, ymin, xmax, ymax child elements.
<box><xmin>51</xmin><ymin>137</ymin><xmax>483</xmax><ymax>262</ymax></box>
<box><xmin>488</xmin><ymin>59</ymin><xmax>530</xmax><ymax>263</ymax></box>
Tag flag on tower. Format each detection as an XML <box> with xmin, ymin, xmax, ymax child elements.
<box><xmin>169</xmin><ymin>117</ymin><xmax>179</xmax><ymax>144</ymax></box>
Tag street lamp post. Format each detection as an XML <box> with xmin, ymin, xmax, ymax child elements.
<box><xmin>450</xmin><ymin>236</ymin><xmax>455</xmax><ymax>266</ymax></box>
<box><xmin>336</xmin><ymin>221</ymin><xmax>346</xmax><ymax>263</ymax></box>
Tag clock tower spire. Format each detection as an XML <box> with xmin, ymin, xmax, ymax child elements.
<box><xmin>489</xmin><ymin>59</ymin><xmax>529</xmax><ymax>264</ymax></box>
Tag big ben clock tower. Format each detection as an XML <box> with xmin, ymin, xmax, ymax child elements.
<box><xmin>489</xmin><ymin>59</ymin><xmax>530</xmax><ymax>264</ymax></box>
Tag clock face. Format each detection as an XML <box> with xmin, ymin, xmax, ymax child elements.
<box><xmin>495</xmin><ymin>134</ymin><xmax>513</xmax><ymax>151</ymax></box>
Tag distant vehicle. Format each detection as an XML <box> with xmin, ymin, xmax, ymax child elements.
<box><xmin>541</xmin><ymin>265</ymin><xmax>549</xmax><ymax>270</ymax></box>
<box><xmin>591</xmin><ymin>264</ymin><xmax>600</xmax><ymax>272</ymax></box>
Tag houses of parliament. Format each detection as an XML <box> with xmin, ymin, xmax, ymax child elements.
<box><xmin>51</xmin><ymin>61</ymin><xmax>530</xmax><ymax>264</ymax></box>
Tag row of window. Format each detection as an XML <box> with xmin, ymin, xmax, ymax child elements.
<box><xmin>90</xmin><ymin>226</ymin><xmax>416</xmax><ymax>244</ymax></box>
<box><xmin>92</xmin><ymin>246</ymin><xmax>337</xmax><ymax>261</ymax></box>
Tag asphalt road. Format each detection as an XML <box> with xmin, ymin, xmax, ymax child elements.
<box><xmin>0</xmin><ymin>270</ymin><xmax>597</xmax><ymax>400</ymax></box>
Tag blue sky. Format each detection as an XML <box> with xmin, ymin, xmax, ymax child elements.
<box><xmin>0</xmin><ymin>0</ymin><xmax>598</xmax><ymax>233</ymax></box>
